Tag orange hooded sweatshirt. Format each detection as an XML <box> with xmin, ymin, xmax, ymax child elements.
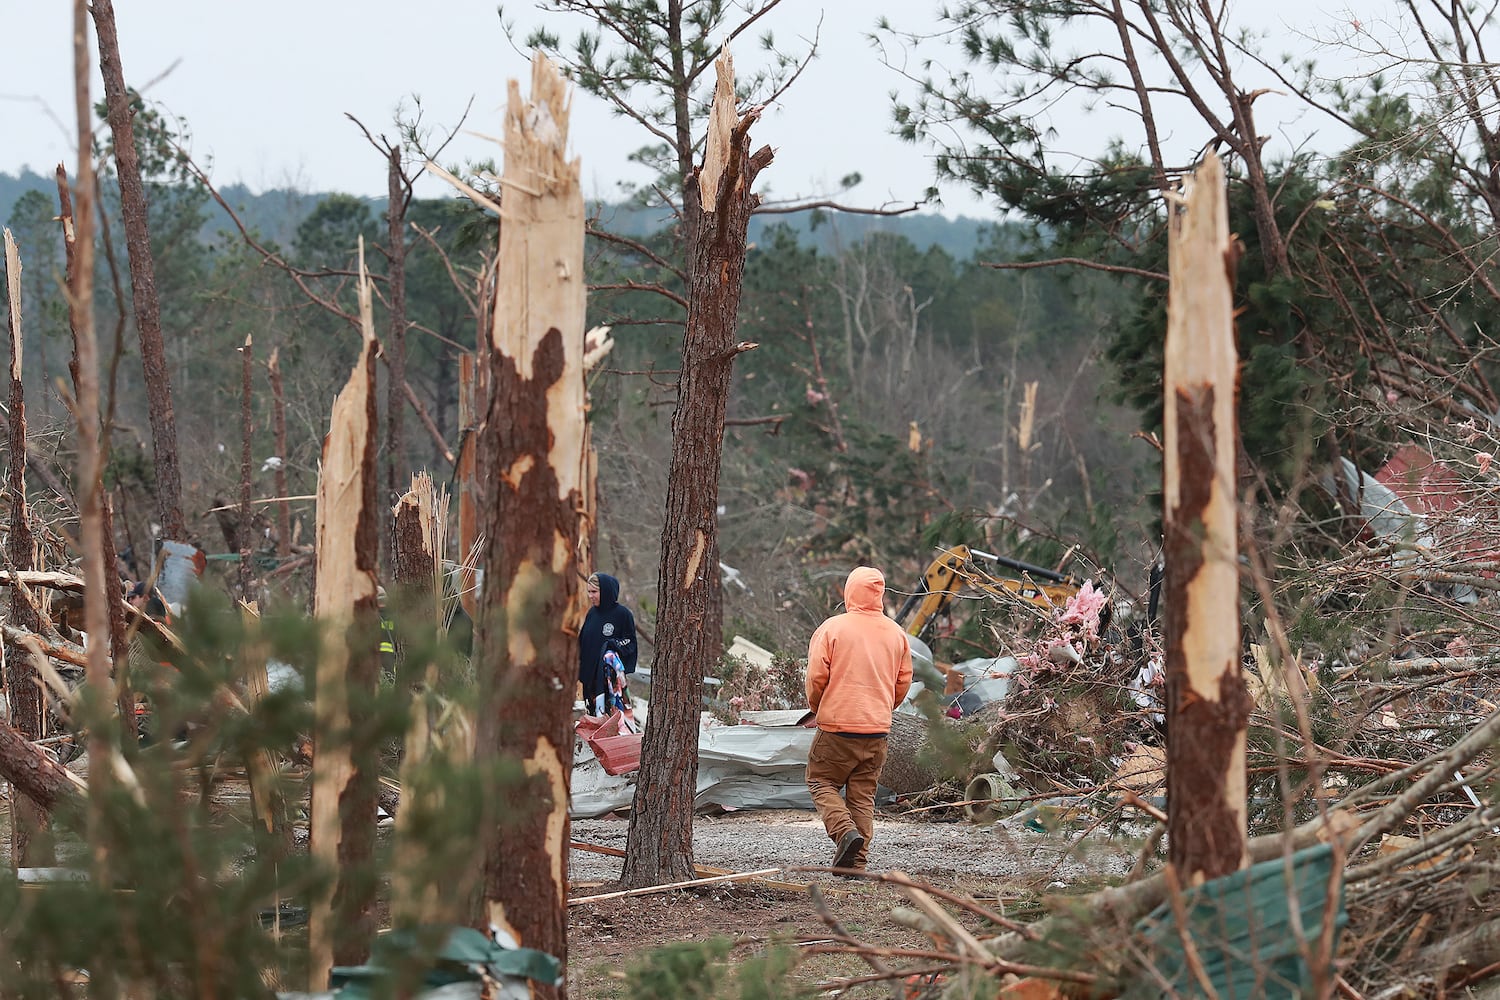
<box><xmin>806</xmin><ymin>567</ymin><xmax>914</xmax><ymax>734</ymax></box>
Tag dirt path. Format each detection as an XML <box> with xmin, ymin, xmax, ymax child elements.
<box><xmin>567</xmin><ymin>808</ymin><xmax>1150</xmax><ymax>998</ymax></box>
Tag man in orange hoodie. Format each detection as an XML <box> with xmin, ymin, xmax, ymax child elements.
<box><xmin>805</xmin><ymin>566</ymin><xmax>914</xmax><ymax>871</ymax></box>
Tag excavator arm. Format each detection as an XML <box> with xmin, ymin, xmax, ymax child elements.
<box><xmin>895</xmin><ymin>544</ymin><xmax>1084</xmax><ymax>642</ymax></box>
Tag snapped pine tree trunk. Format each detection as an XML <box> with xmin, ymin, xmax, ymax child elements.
<box><xmin>307</xmin><ymin>244</ymin><xmax>382</xmax><ymax>989</ymax></box>
<box><xmin>1163</xmin><ymin>153</ymin><xmax>1251</xmax><ymax>881</ymax></box>
<box><xmin>621</xmin><ymin>47</ymin><xmax>773</xmax><ymax>888</ymax></box>
<box><xmin>467</xmin><ymin>54</ymin><xmax>588</xmax><ymax>988</ymax></box>
<box><xmin>390</xmin><ymin>474</ymin><xmax>477</xmax><ymax>928</ymax></box>
<box><xmin>3</xmin><ymin>229</ymin><xmax>54</xmax><ymax>866</ymax></box>
<box><xmin>386</xmin><ymin>146</ymin><xmax>409</xmax><ymax>566</ymax></box>
<box><xmin>90</xmin><ymin>0</ymin><xmax>186</xmax><ymax>541</ymax></box>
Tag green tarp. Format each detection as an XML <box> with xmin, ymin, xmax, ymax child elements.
<box><xmin>328</xmin><ymin>925</ymin><xmax>560</xmax><ymax>999</ymax></box>
<box><xmin>1130</xmin><ymin>844</ymin><xmax>1347</xmax><ymax>998</ymax></box>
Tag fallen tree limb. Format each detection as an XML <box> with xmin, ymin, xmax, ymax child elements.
<box><xmin>0</xmin><ymin>570</ymin><xmax>181</xmax><ymax>650</ymax></box>
<box><xmin>0</xmin><ymin>717</ymin><xmax>86</xmax><ymax>810</ymax></box>
<box><xmin>789</xmin><ymin>867</ymin><xmax>1033</xmax><ymax>940</ymax></box>
<box><xmin>2</xmin><ymin>625</ymin><xmax>87</xmax><ymax>669</ymax></box>
<box><xmin>892</xmin><ymin>868</ymin><xmax>993</xmax><ymax>959</ymax></box>
<box><xmin>974</xmin><ymin>709</ymin><xmax>1500</xmax><ymax>965</ymax></box>
<box><xmin>1346</xmin><ymin>707</ymin><xmax>1500</xmax><ymax>855</ymax></box>
<box><xmin>1417</xmin><ymin>916</ymin><xmax>1500</xmax><ymax>984</ymax></box>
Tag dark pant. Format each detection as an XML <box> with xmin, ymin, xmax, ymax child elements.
<box><xmin>805</xmin><ymin>730</ymin><xmax>887</xmax><ymax>870</ymax></box>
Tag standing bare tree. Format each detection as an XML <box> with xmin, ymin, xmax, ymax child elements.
<box><xmin>65</xmin><ymin>6</ymin><xmax>124</xmax><ymax>993</ymax></box>
<box><xmin>385</xmin><ymin>145</ymin><xmax>409</xmax><ymax>546</ymax></box>
<box><xmin>521</xmin><ymin>0</ymin><xmax>811</xmax><ymax>651</ymax></box>
<box><xmin>89</xmin><ymin>0</ymin><xmax>187</xmax><ymax>541</ymax></box>
<box><xmin>521</xmin><ymin>0</ymin><xmax>825</xmax><ymax>889</ymax></box>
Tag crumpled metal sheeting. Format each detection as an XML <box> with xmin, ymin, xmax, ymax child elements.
<box><xmin>570</xmin><ymin>718</ymin><xmax>816</xmax><ymax>817</ymax></box>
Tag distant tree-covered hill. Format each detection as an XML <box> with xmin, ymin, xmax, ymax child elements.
<box><xmin>3</xmin><ymin>170</ymin><xmax>993</xmax><ymax>261</ymax></box>
<box><xmin>588</xmin><ymin>199</ymin><xmax>994</xmax><ymax>260</ymax></box>
<box><xmin>0</xmin><ymin>168</ymin><xmax>57</xmax><ymax>231</ymax></box>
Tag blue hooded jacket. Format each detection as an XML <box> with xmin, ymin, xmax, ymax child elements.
<box><xmin>580</xmin><ymin>574</ymin><xmax>638</xmax><ymax>697</ymax></box>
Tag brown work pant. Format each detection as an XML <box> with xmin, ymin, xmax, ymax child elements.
<box><xmin>805</xmin><ymin>730</ymin><xmax>887</xmax><ymax>870</ymax></box>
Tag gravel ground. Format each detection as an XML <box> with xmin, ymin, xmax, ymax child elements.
<box><xmin>571</xmin><ymin>807</ymin><xmax>1148</xmax><ymax>885</ymax></box>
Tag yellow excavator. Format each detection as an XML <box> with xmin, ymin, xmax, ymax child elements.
<box><xmin>894</xmin><ymin>544</ymin><xmax>1086</xmax><ymax>643</ymax></box>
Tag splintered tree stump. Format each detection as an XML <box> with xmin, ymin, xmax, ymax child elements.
<box><xmin>3</xmin><ymin>228</ymin><xmax>55</xmax><ymax>865</ymax></box>
<box><xmin>1162</xmin><ymin>153</ymin><xmax>1251</xmax><ymax>882</ymax></box>
<box><xmin>463</xmin><ymin>54</ymin><xmax>589</xmax><ymax>993</ymax></box>
<box><xmin>307</xmin><ymin>244</ymin><xmax>382</xmax><ymax>989</ymax></box>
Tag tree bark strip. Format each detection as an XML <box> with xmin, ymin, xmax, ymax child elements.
<box><xmin>307</xmin><ymin>244</ymin><xmax>382</xmax><ymax>989</ymax></box>
<box><xmin>622</xmin><ymin>48</ymin><xmax>773</xmax><ymax>888</ymax></box>
<box><xmin>4</xmin><ymin>228</ymin><xmax>54</xmax><ymax>866</ymax></box>
<box><xmin>89</xmin><ymin>0</ymin><xmax>186</xmax><ymax>541</ymax></box>
<box><xmin>1162</xmin><ymin>153</ymin><xmax>1250</xmax><ymax>882</ymax></box>
<box><xmin>468</xmin><ymin>54</ymin><xmax>588</xmax><ymax>993</ymax></box>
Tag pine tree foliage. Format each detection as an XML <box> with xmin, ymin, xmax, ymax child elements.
<box><xmin>884</xmin><ymin>1</ymin><xmax>1500</xmax><ymax>484</ymax></box>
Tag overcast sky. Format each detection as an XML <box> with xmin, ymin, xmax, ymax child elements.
<box><xmin>5</xmin><ymin>1</ymin><xmax>1388</xmax><ymax>220</ymax></box>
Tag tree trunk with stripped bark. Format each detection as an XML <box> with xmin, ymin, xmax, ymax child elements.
<box><xmin>1162</xmin><ymin>153</ymin><xmax>1251</xmax><ymax>882</ymax></box>
<box><xmin>468</xmin><ymin>55</ymin><xmax>590</xmax><ymax>994</ymax></box>
<box><xmin>90</xmin><ymin>0</ymin><xmax>186</xmax><ymax>542</ymax></box>
<box><xmin>307</xmin><ymin>246</ymin><xmax>382</xmax><ymax>989</ymax></box>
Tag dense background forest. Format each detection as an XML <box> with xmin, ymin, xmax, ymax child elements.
<box><xmin>0</xmin><ymin>145</ymin><xmax>1156</xmax><ymax>660</ymax></box>
<box><xmin>7</xmin><ymin>0</ymin><xmax>1500</xmax><ymax>675</ymax></box>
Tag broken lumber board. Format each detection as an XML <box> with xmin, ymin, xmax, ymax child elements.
<box><xmin>569</xmin><ymin>840</ymin><xmax>820</xmax><ymax>894</ymax></box>
<box><xmin>569</xmin><ymin>868</ymin><xmax>782</xmax><ymax>906</ymax></box>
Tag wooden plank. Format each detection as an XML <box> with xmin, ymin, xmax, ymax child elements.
<box><xmin>568</xmin><ymin>841</ymin><xmax>817</xmax><ymax>894</ymax></box>
<box><xmin>569</xmin><ymin>868</ymin><xmax>783</xmax><ymax>906</ymax></box>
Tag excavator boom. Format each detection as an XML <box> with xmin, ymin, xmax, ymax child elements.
<box><xmin>895</xmin><ymin>544</ymin><xmax>1083</xmax><ymax>641</ymax></box>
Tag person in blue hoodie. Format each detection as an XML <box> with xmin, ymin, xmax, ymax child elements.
<box><xmin>579</xmin><ymin>573</ymin><xmax>638</xmax><ymax>717</ymax></box>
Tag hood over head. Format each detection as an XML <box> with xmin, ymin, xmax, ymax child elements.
<box><xmin>592</xmin><ymin>573</ymin><xmax>620</xmax><ymax>609</ymax></box>
<box><xmin>843</xmin><ymin>566</ymin><xmax>886</xmax><ymax>613</ymax></box>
